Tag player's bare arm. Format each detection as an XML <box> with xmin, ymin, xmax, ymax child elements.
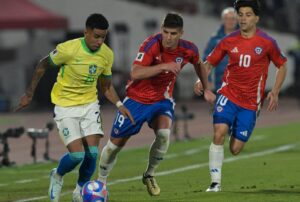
<box><xmin>266</xmin><ymin>63</ymin><xmax>287</xmax><ymax>111</ymax></box>
<box><xmin>99</xmin><ymin>77</ymin><xmax>135</xmax><ymax>124</ymax></box>
<box><xmin>15</xmin><ymin>56</ymin><xmax>51</xmax><ymax>111</ymax></box>
<box><xmin>193</xmin><ymin>60</ymin><xmax>216</xmax><ymax>104</ymax></box>
<box><xmin>130</xmin><ymin>62</ymin><xmax>181</xmax><ymax>80</ymax></box>
<box><xmin>193</xmin><ymin>61</ymin><xmax>214</xmax><ymax>95</ymax></box>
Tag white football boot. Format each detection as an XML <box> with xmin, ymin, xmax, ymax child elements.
<box><xmin>48</xmin><ymin>168</ymin><xmax>63</xmax><ymax>202</ymax></box>
<box><xmin>72</xmin><ymin>184</ymin><xmax>83</xmax><ymax>202</ymax></box>
<box><xmin>206</xmin><ymin>182</ymin><xmax>221</xmax><ymax>192</ymax></box>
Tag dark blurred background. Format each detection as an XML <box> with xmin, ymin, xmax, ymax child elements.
<box><xmin>0</xmin><ymin>0</ymin><xmax>299</xmax><ymax>112</ymax></box>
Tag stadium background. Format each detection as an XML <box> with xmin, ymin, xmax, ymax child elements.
<box><xmin>0</xmin><ymin>0</ymin><xmax>299</xmax><ymax>166</ymax></box>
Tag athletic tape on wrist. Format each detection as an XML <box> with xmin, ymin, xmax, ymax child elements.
<box><xmin>116</xmin><ymin>101</ymin><xmax>123</xmax><ymax>108</ymax></box>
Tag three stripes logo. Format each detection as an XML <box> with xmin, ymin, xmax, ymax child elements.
<box><xmin>210</xmin><ymin>169</ymin><xmax>219</xmax><ymax>173</ymax></box>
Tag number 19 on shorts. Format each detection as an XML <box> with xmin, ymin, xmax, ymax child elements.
<box><xmin>114</xmin><ymin>113</ymin><xmax>125</xmax><ymax>128</ymax></box>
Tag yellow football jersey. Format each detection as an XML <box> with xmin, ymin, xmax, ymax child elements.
<box><xmin>49</xmin><ymin>38</ymin><xmax>113</xmax><ymax>107</ymax></box>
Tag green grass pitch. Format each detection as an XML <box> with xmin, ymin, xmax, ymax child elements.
<box><xmin>1</xmin><ymin>122</ymin><xmax>299</xmax><ymax>202</ymax></box>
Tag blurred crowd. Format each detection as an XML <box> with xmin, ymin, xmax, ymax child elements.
<box><xmin>128</xmin><ymin>0</ymin><xmax>300</xmax><ymax>34</ymax></box>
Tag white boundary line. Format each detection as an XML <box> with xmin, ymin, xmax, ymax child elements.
<box><xmin>14</xmin><ymin>143</ymin><xmax>296</xmax><ymax>202</ymax></box>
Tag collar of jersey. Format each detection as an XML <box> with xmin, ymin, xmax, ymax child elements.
<box><xmin>80</xmin><ymin>38</ymin><xmax>100</xmax><ymax>54</ymax></box>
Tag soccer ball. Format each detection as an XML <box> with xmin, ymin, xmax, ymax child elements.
<box><xmin>81</xmin><ymin>180</ymin><xmax>108</xmax><ymax>202</ymax></box>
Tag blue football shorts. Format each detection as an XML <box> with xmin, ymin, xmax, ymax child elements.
<box><xmin>111</xmin><ymin>98</ymin><xmax>175</xmax><ymax>138</ymax></box>
<box><xmin>213</xmin><ymin>94</ymin><xmax>257</xmax><ymax>142</ymax></box>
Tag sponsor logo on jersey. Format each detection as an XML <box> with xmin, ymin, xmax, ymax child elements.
<box><xmin>255</xmin><ymin>47</ymin><xmax>263</xmax><ymax>55</ymax></box>
<box><xmin>217</xmin><ymin>106</ymin><xmax>223</xmax><ymax>112</ymax></box>
<box><xmin>240</xmin><ymin>131</ymin><xmax>248</xmax><ymax>137</ymax></box>
<box><xmin>135</xmin><ymin>52</ymin><xmax>144</xmax><ymax>61</ymax></box>
<box><xmin>175</xmin><ymin>57</ymin><xmax>183</xmax><ymax>64</ymax></box>
<box><xmin>231</xmin><ymin>47</ymin><xmax>239</xmax><ymax>53</ymax></box>
<box><xmin>89</xmin><ymin>65</ymin><xmax>97</xmax><ymax>74</ymax></box>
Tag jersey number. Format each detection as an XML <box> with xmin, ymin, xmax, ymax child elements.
<box><xmin>216</xmin><ymin>95</ymin><xmax>228</xmax><ymax>106</ymax></box>
<box><xmin>114</xmin><ymin>113</ymin><xmax>125</xmax><ymax>128</ymax></box>
<box><xmin>239</xmin><ymin>54</ymin><xmax>251</xmax><ymax>68</ymax></box>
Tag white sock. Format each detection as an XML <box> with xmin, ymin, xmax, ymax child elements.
<box><xmin>75</xmin><ymin>183</ymin><xmax>82</xmax><ymax>192</ymax></box>
<box><xmin>98</xmin><ymin>140</ymin><xmax>122</xmax><ymax>182</ymax></box>
<box><xmin>208</xmin><ymin>143</ymin><xmax>224</xmax><ymax>184</ymax></box>
<box><xmin>145</xmin><ymin>129</ymin><xmax>170</xmax><ymax>176</ymax></box>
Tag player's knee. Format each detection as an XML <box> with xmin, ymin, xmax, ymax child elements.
<box><xmin>230</xmin><ymin>146</ymin><xmax>242</xmax><ymax>155</ymax></box>
<box><xmin>156</xmin><ymin>129</ymin><xmax>170</xmax><ymax>141</ymax></box>
<box><xmin>101</xmin><ymin>139</ymin><xmax>123</xmax><ymax>162</ymax></box>
<box><xmin>156</xmin><ymin>129</ymin><xmax>171</xmax><ymax>150</ymax></box>
<box><xmin>69</xmin><ymin>151</ymin><xmax>85</xmax><ymax>163</ymax></box>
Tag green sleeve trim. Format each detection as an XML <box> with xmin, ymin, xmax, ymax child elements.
<box><xmin>100</xmin><ymin>74</ymin><xmax>112</xmax><ymax>78</ymax></box>
<box><xmin>60</xmin><ymin>65</ymin><xmax>65</xmax><ymax>78</ymax></box>
<box><xmin>48</xmin><ymin>56</ymin><xmax>59</xmax><ymax>68</ymax></box>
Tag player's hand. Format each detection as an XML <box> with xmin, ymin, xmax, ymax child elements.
<box><xmin>118</xmin><ymin>105</ymin><xmax>136</xmax><ymax>125</ymax></box>
<box><xmin>203</xmin><ymin>89</ymin><xmax>216</xmax><ymax>105</ymax></box>
<box><xmin>15</xmin><ymin>94</ymin><xmax>32</xmax><ymax>112</ymax></box>
<box><xmin>266</xmin><ymin>91</ymin><xmax>278</xmax><ymax>111</ymax></box>
<box><xmin>161</xmin><ymin>62</ymin><xmax>181</xmax><ymax>75</ymax></box>
<box><xmin>194</xmin><ymin>80</ymin><xmax>204</xmax><ymax>96</ymax></box>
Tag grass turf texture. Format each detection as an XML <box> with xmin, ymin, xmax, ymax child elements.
<box><xmin>0</xmin><ymin>122</ymin><xmax>299</xmax><ymax>202</ymax></box>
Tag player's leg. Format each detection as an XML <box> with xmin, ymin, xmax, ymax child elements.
<box><xmin>98</xmin><ymin>136</ymin><xmax>130</xmax><ymax>183</ymax></box>
<box><xmin>72</xmin><ymin>135</ymin><xmax>101</xmax><ymax>202</ymax></box>
<box><xmin>49</xmin><ymin>117</ymin><xmax>85</xmax><ymax>202</ymax></box>
<box><xmin>142</xmin><ymin>114</ymin><xmax>172</xmax><ymax>196</ymax></box>
<box><xmin>145</xmin><ymin>115</ymin><xmax>172</xmax><ymax>176</ymax></box>
<box><xmin>98</xmin><ymin>98</ymin><xmax>145</xmax><ymax>183</ymax></box>
<box><xmin>229</xmin><ymin>107</ymin><xmax>256</xmax><ymax>155</ymax></box>
<box><xmin>207</xmin><ymin>94</ymin><xmax>236</xmax><ymax>192</ymax></box>
<box><xmin>72</xmin><ymin>101</ymin><xmax>104</xmax><ymax>202</ymax></box>
<box><xmin>206</xmin><ymin>123</ymin><xmax>228</xmax><ymax>192</ymax></box>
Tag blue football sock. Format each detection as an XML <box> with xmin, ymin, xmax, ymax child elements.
<box><xmin>56</xmin><ymin>152</ymin><xmax>85</xmax><ymax>176</ymax></box>
<box><xmin>77</xmin><ymin>146</ymin><xmax>99</xmax><ymax>186</ymax></box>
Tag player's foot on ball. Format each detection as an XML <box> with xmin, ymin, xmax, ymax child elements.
<box><xmin>142</xmin><ymin>173</ymin><xmax>160</xmax><ymax>196</ymax></box>
<box><xmin>72</xmin><ymin>184</ymin><xmax>83</xmax><ymax>202</ymax></box>
<box><xmin>206</xmin><ymin>182</ymin><xmax>221</xmax><ymax>192</ymax></box>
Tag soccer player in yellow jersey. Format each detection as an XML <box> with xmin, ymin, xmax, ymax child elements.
<box><xmin>16</xmin><ymin>13</ymin><xmax>134</xmax><ymax>202</ymax></box>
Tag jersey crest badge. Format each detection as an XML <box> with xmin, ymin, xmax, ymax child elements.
<box><xmin>217</xmin><ymin>106</ymin><xmax>223</xmax><ymax>112</ymax></box>
<box><xmin>254</xmin><ymin>47</ymin><xmax>263</xmax><ymax>55</ymax></box>
<box><xmin>135</xmin><ymin>52</ymin><xmax>144</xmax><ymax>62</ymax></box>
<box><xmin>89</xmin><ymin>65</ymin><xmax>97</xmax><ymax>74</ymax></box>
<box><xmin>175</xmin><ymin>57</ymin><xmax>183</xmax><ymax>64</ymax></box>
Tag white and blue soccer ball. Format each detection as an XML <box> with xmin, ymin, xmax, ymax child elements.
<box><xmin>81</xmin><ymin>180</ymin><xmax>108</xmax><ymax>202</ymax></box>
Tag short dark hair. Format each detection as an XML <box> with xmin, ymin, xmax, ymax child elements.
<box><xmin>234</xmin><ymin>0</ymin><xmax>260</xmax><ymax>16</ymax></box>
<box><xmin>86</xmin><ymin>13</ymin><xmax>109</xmax><ymax>30</ymax></box>
<box><xmin>162</xmin><ymin>12</ymin><xmax>183</xmax><ymax>29</ymax></box>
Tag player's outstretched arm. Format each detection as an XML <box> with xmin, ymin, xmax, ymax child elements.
<box><xmin>130</xmin><ymin>62</ymin><xmax>181</xmax><ymax>80</ymax></box>
<box><xmin>266</xmin><ymin>63</ymin><xmax>287</xmax><ymax>111</ymax></box>
<box><xmin>99</xmin><ymin>77</ymin><xmax>135</xmax><ymax>124</ymax></box>
<box><xmin>15</xmin><ymin>56</ymin><xmax>50</xmax><ymax>112</ymax></box>
<box><xmin>193</xmin><ymin>61</ymin><xmax>216</xmax><ymax>104</ymax></box>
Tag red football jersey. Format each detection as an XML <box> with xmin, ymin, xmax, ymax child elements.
<box><xmin>126</xmin><ymin>33</ymin><xmax>199</xmax><ymax>104</ymax></box>
<box><xmin>207</xmin><ymin>29</ymin><xmax>287</xmax><ymax>111</ymax></box>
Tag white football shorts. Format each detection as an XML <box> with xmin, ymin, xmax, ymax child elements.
<box><xmin>54</xmin><ymin>101</ymin><xmax>104</xmax><ymax>146</ymax></box>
